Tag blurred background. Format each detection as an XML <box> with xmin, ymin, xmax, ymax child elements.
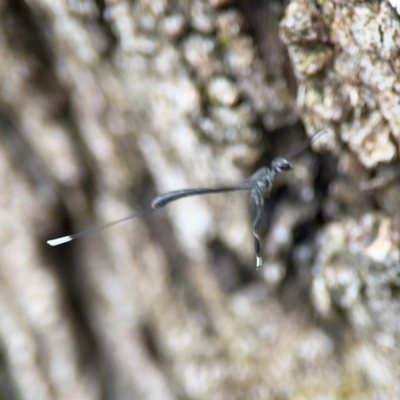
<box><xmin>1</xmin><ymin>0</ymin><xmax>400</xmax><ymax>399</ymax></box>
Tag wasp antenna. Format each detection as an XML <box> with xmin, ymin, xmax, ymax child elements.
<box><xmin>285</xmin><ymin>128</ymin><xmax>329</xmax><ymax>160</ymax></box>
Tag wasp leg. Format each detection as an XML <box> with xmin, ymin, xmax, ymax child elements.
<box><xmin>251</xmin><ymin>189</ymin><xmax>264</xmax><ymax>269</ymax></box>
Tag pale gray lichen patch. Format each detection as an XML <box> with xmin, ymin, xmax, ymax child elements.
<box><xmin>215</xmin><ymin>9</ymin><xmax>244</xmax><ymax>39</ymax></box>
<box><xmin>182</xmin><ymin>35</ymin><xmax>221</xmax><ymax>79</ymax></box>
<box><xmin>288</xmin><ymin>44</ymin><xmax>334</xmax><ymax>77</ymax></box>
<box><xmin>312</xmin><ymin>214</ymin><xmax>400</xmax><ymax>329</ymax></box>
<box><xmin>280</xmin><ymin>1</ymin><xmax>328</xmax><ymax>44</ymax></box>
<box><xmin>203</xmin><ymin>104</ymin><xmax>259</xmax><ymax>145</ymax></box>
<box><xmin>281</xmin><ymin>0</ymin><xmax>400</xmax><ymax>168</ymax></box>
<box><xmin>161</xmin><ymin>13</ymin><xmax>186</xmax><ymax>37</ymax></box>
<box><xmin>190</xmin><ymin>0</ymin><xmax>215</xmax><ymax>34</ymax></box>
<box><xmin>206</xmin><ymin>76</ymin><xmax>239</xmax><ymax>106</ymax></box>
<box><xmin>181</xmin><ymin>2</ymin><xmax>298</xmax><ymax>137</ymax></box>
<box><xmin>223</xmin><ymin>36</ymin><xmax>256</xmax><ymax>76</ymax></box>
<box><xmin>341</xmin><ymin>111</ymin><xmax>396</xmax><ymax>168</ymax></box>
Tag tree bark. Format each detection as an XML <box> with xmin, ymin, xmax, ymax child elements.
<box><xmin>0</xmin><ymin>0</ymin><xmax>400</xmax><ymax>399</ymax></box>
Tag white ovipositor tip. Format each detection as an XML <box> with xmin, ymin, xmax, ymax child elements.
<box><xmin>47</xmin><ymin>236</ymin><xmax>73</xmax><ymax>246</ymax></box>
<box><xmin>256</xmin><ymin>256</ymin><xmax>262</xmax><ymax>269</ymax></box>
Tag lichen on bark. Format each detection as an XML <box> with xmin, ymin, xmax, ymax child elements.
<box><xmin>1</xmin><ymin>0</ymin><xmax>400</xmax><ymax>399</ymax></box>
<box><xmin>282</xmin><ymin>1</ymin><xmax>400</xmax><ymax>397</ymax></box>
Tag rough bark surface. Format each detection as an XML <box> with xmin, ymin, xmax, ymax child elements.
<box><xmin>0</xmin><ymin>0</ymin><xmax>399</xmax><ymax>399</ymax></box>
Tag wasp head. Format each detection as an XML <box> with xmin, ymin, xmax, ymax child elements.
<box><xmin>271</xmin><ymin>157</ymin><xmax>293</xmax><ymax>173</ymax></box>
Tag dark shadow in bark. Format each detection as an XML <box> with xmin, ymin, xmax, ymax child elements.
<box><xmin>207</xmin><ymin>239</ymin><xmax>259</xmax><ymax>292</ymax></box>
